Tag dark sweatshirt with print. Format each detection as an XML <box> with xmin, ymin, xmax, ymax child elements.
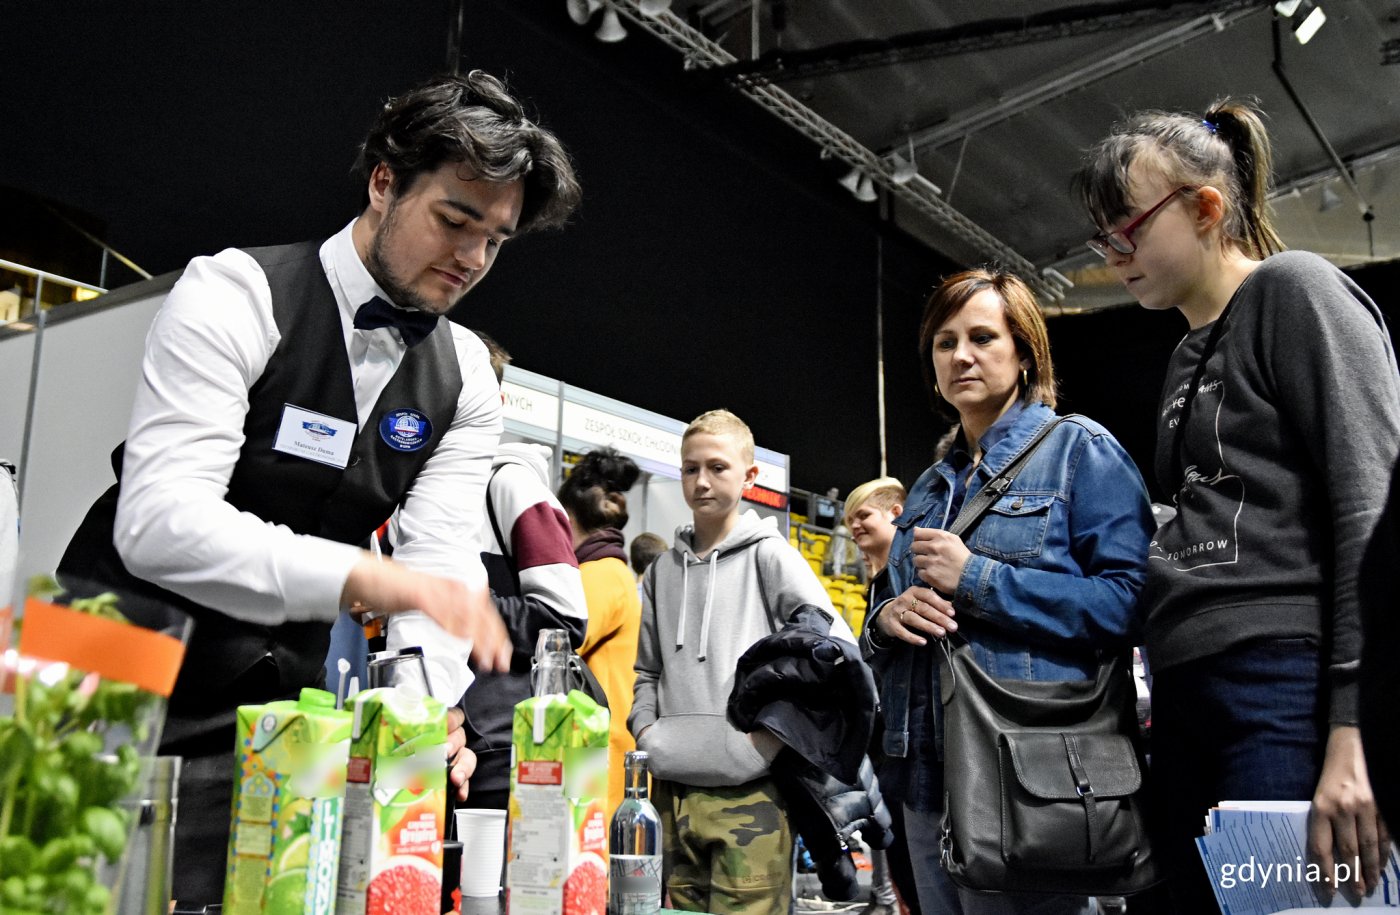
<box><xmin>1145</xmin><ymin>250</ymin><xmax>1400</xmax><ymax>725</ymax></box>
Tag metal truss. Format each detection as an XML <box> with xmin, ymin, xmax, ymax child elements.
<box><xmin>902</xmin><ymin>6</ymin><xmax>1263</xmax><ymax>154</ymax></box>
<box><xmin>610</xmin><ymin>1</ymin><xmax>1072</xmax><ymax>303</ymax></box>
<box><xmin>710</xmin><ymin>0</ymin><xmax>1270</xmax><ymax>86</ymax></box>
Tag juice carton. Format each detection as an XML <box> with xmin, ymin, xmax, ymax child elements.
<box><xmin>506</xmin><ymin>690</ymin><xmax>610</xmax><ymax>915</ymax></box>
<box><xmin>224</xmin><ymin>687</ymin><xmax>352</xmax><ymax>915</ymax></box>
<box><xmin>335</xmin><ymin>686</ymin><xmax>448</xmax><ymax>915</ymax></box>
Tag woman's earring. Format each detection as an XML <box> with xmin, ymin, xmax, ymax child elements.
<box><xmin>1021</xmin><ymin>368</ymin><xmax>1029</xmax><ymax>388</ymax></box>
<box><xmin>933</xmin><ymin>383</ymin><xmax>941</xmax><ymax>398</ymax></box>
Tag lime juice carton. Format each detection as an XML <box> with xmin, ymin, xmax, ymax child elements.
<box><xmin>335</xmin><ymin>686</ymin><xmax>449</xmax><ymax>915</ymax></box>
<box><xmin>224</xmin><ymin>687</ymin><xmax>352</xmax><ymax>915</ymax></box>
<box><xmin>506</xmin><ymin>690</ymin><xmax>610</xmax><ymax>915</ymax></box>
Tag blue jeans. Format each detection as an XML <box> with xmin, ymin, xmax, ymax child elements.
<box><xmin>902</xmin><ymin>805</ymin><xmax>1095</xmax><ymax>915</ymax></box>
<box><xmin>1149</xmin><ymin>637</ymin><xmax>1323</xmax><ymax>913</ymax></box>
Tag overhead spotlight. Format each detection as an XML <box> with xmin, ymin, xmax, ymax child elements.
<box><xmin>1293</xmin><ymin>2</ymin><xmax>1326</xmax><ymax>43</ymax></box>
<box><xmin>566</xmin><ymin>0</ymin><xmax>602</xmax><ymax>25</ymax></box>
<box><xmin>595</xmin><ymin>5</ymin><xmax>628</xmax><ymax>42</ymax></box>
<box><xmin>638</xmin><ymin>0</ymin><xmax>672</xmax><ymax>16</ymax></box>
<box><xmin>890</xmin><ymin>137</ymin><xmax>919</xmax><ymax>185</ymax></box>
<box><xmin>839</xmin><ymin>167</ymin><xmax>863</xmax><ymax>195</ymax></box>
<box><xmin>1319</xmin><ymin>183</ymin><xmax>1343</xmax><ymax>212</ymax></box>
<box><xmin>853</xmin><ymin>174</ymin><xmax>878</xmax><ymax>203</ymax></box>
<box><xmin>1276</xmin><ymin>0</ymin><xmax>1326</xmax><ymax>44</ymax></box>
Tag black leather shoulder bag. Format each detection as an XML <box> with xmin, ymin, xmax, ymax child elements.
<box><xmin>935</xmin><ymin>415</ymin><xmax>1162</xmax><ymax>896</ymax></box>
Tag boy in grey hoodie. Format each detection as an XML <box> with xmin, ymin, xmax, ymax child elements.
<box><xmin>630</xmin><ymin>409</ymin><xmax>854</xmax><ymax>913</ymax></box>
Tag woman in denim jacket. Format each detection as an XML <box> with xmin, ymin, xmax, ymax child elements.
<box><xmin>861</xmin><ymin>268</ymin><xmax>1153</xmax><ymax>915</ymax></box>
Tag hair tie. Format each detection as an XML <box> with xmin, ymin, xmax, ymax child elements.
<box><xmin>1202</xmin><ymin>118</ymin><xmax>1219</xmax><ymax>134</ymax></box>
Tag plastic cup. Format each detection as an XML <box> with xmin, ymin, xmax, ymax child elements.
<box><xmin>455</xmin><ymin>808</ymin><xmax>508</xmax><ymax>897</ymax></box>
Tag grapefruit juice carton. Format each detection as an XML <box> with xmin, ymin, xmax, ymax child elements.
<box><xmin>506</xmin><ymin>689</ymin><xmax>610</xmax><ymax>915</ymax></box>
<box><xmin>224</xmin><ymin>687</ymin><xmax>352</xmax><ymax>915</ymax></box>
<box><xmin>335</xmin><ymin>686</ymin><xmax>448</xmax><ymax>915</ymax></box>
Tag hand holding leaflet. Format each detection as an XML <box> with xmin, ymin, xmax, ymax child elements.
<box><xmin>1198</xmin><ymin>800</ymin><xmax>1400</xmax><ymax>914</ymax></box>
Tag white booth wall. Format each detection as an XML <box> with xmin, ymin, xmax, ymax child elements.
<box><xmin>497</xmin><ymin>365</ymin><xmax>790</xmax><ymax>556</ymax></box>
<box><xmin>0</xmin><ymin>276</ymin><xmax>173</xmax><ymax>608</ymax></box>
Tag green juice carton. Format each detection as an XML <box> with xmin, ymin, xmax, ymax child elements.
<box><xmin>335</xmin><ymin>686</ymin><xmax>449</xmax><ymax>915</ymax></box>
<box><xmin>506</xmin><ymin>690</ymin><xmax>610</xmax><ymax>915</ymax></box>
<box><xmin>224</xmin><ymin>687</ymin><xmax>353</xmax><ymax>915</ymax></box>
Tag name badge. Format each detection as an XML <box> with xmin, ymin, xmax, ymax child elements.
<box><xmin>379</xmin><ymin>408</ymin><xmax>433</xmax><ymax>453</ymax></box>
<box><xmin>272</xmin><ymin>404</ymin><xmax>356</xmax><ymax>468</ymax></box>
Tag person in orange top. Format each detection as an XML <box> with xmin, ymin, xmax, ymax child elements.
<box><xmin>559</xmin><ymin>447</ymin><xmax>644</xmax><ymax>817</ymax></box>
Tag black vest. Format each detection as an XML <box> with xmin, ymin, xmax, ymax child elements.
<box><xmin>59</xmin><ymin>241</ymin><xmax>463</xmax><ymax>751</ymax></box>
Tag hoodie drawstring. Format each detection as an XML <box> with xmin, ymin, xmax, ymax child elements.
<box><xmin>697</xmin><ymin>551</ymin><xmax>719</xmax><ymax>661</ymax></box>
<box><xmin>675</xmin><ymin>559</ymin><xmax>689</xmax><ymax>651</ymax></box>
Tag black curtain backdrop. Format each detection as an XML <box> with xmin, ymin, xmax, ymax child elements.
<box><xmin>3</xmin><ymin>0</ymin><xmax>1396</xmax><ymax>500</ymax></box>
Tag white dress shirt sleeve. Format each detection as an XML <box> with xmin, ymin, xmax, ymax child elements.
<box><xmin>113</xmin><ymin>249</ymin><xmax>364</xmax><ymax>623</ymax></box>
<box><xmin>383</xmin><ymin>325</ymin><xmax>502</xmax><ymax>702</ymax></box>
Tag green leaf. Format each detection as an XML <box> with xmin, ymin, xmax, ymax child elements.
<box><xmin>25</xmin><ymin>574</ymin><xmax>63</xmax><ymax>602</ymax></box>
<box><xmin>0</xmin><ymin>721</ymin><xmax>36</xmax><ymax>785</ymax></box>
<box><xmin>80</xmin><ymin>807</ymin><xmax>127</xmax><ymax>862</ymax></box>
<box><xmin>0</xmin><ymin>836</ymin><xmax>38</xmax><ymax>877</ymax></box>
<box><xmin>36</xmin><ymin>836</ymin><xmax>80</xmax><ymax>874</ymax></box>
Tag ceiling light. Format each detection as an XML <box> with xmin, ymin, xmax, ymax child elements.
<box><xmin>1319</xmin><ymin>183</ymin><xmax>1342</xmax><ymax>212</ymax></box>
<box><xmin>638</xmin><ymin>0</ymin><xmax>672</xmax><ymax>16</ymax></box>
<box><xmin>1276</xmin><ymin>0</ymin><xmax>1326</xmax><ymax>44</ymax></box>
<box><xmin>890</xmin><ymin>137</ymin><xmax>918</xmax><ymax>185</ymax></box>
<box><xmin>566</xmin><ymin>0</ymin><xmax>602</xmax><ymax>25</ymax></box>
<box><xmin>839</xmin><ymin>167</ymin><xmax>863</xmax><ymax>195</ymax></box>
<box><xmin>596</xmin><ymin>6</ymin><xmax>627</xmax><ymax>42</ymax></box>
<box><xmin>853</xmin><ymin>174</ymin><xmax>878</xmax><ymax>203</ymax></box>
<box><xmin>1293</xmin><ymin>3</ymin><xmax>1326</xmax><ymax>43</ymax></box>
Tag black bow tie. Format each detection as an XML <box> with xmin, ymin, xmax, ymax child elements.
<box><xmin>353</xmin><ymin>296</ymin><xmax>439</xmax><ymax>347</ymax></box>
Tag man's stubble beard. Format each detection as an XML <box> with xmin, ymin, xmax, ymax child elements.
<box><xmin>365</xmin><ymin>201</ymin><xmax>465</xmax><ymax>317</ymax></box>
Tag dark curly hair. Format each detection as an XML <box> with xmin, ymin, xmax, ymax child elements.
<box><xmin>559</xmin><ymin>447</ymin><xmax>641</xmax><ymax>534</ymax></box>
<box><xmin>355</xmin><ymin>70</ymin><xmax>581</xmax><ymax>233</ymax></box>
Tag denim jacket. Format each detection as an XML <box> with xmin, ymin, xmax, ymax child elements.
<box><xmin>861</xmin><ymin>403</ymin><xmax>1152</xmax><ymax>786</ymax></box>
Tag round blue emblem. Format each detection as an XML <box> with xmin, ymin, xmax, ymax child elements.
<box><xmin>378</xmin><ymin>408</ymin><xmax>433</xmax><ymax>452</ymax></box>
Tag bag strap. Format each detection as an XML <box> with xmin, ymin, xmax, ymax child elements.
<box><xmin>946</xmin><ymin>415</ymin><xmax>1071</xmax><ymax>540</ymax></box>
<box><xmin>937</xmin><ymin>414</ymin><xmax>1072</xmax><ymax>690</ymax></box>
<box><xmin>484</xmin><ymin>464</ymin><xmax>523</xmax><ymax>593</ymax></box>
<box><xmin>1166</xmin><ymin>302</ymin><xmax>1234</xmax><ymax>495</ymax></box>
<box><xmin>485</xmin><ymin>464</ymin><xmax>509</xmax><ymax>555</ymax></box>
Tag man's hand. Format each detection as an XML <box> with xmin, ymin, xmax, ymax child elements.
<box><xmin>446</xmin><ymin>707</ymin><xmax>477</xmax><ymax>803</ymax></box>
<box><xmin>1309</xmin><ymin>725</ymin><xmax>1391</xmax><ymax>903</ymax></box>
<box><xmin>342</xmin><ymin>556</ymin><xmax>511</xmax><ymax>672</ymax></box>
<box><xmin>910</xmin><ymin>527</ymin><xmax>972</xmax><ymax>594</ymax></box>
<box><xmin>875</xmin><ymin>586</ymin><xmax>957</xmax><ymax>646</ymax></box>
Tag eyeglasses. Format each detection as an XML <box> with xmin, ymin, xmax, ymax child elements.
<box><xmin>1085</xmin><ymin>186</ymin><xmax>1197</xmax><ymax>258</ymax></box>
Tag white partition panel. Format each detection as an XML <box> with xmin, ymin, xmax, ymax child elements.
<box><xmin>0</xmin><ymin>332</ymin><xmax>36</xmax><ymax>472</ymax></box>
<box><xmin>4</xmin><ymin>278</ymin><xmax>172</xmax><ymax>585</ymax></box>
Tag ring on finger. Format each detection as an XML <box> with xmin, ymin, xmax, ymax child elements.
<box><xmin>899</xmin><ymin>608</ymin><xmax>908</xmax><ymax>624</ymax></box>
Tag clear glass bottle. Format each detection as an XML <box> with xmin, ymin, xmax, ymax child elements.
<box><xmin>534</xmin><ymin>649</ymin><xmax>571</xmax><ymax>697</ymax></box>
<box><xmin>609</xmin><ymin>750</ymin><xmax>663</xmax><ymax>914</ymax></box>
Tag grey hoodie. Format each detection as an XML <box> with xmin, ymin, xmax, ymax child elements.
<box><xmin>629</xmin><ymin>509</ymin><xmax>854</xmax><ymax>787</ymax></box>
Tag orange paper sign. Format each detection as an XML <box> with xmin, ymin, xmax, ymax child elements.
<box><xmin>17</xmin><ymin>597</ymin><xmax>186</xmax><ymax>697</ymax></box>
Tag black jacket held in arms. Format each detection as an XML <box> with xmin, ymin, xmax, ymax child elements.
<box><xmin>727</xmin><ymin>605</ymin><xmax>894</xmax><ymax>901</ymax></box>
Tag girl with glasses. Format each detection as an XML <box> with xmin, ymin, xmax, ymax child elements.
<box><xmin>1076</xmin><ymin>99</ymin><xmax>1399</xmax><ymax>910</ymax></box>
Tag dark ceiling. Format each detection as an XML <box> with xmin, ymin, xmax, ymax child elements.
<box><xmin>3</xmin><ymin>0</ymin><xmax>1398</xmax><ymax>499</ymax></box>
<box><xmin>606</xmin><ymin>0</ymin><xmax>1400</xmax><ymax>310</ymax></box>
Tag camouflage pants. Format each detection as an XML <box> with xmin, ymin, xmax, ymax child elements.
<box><xmin>653</xmin><ymin>777</ymin><xmax>793</xmax><ymax>914</ymax></box>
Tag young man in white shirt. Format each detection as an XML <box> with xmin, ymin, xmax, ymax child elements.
<box><xmin>58</xmin><ymin>69</ymin><xmax>581</xmax><ymax>904</ymax></box>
